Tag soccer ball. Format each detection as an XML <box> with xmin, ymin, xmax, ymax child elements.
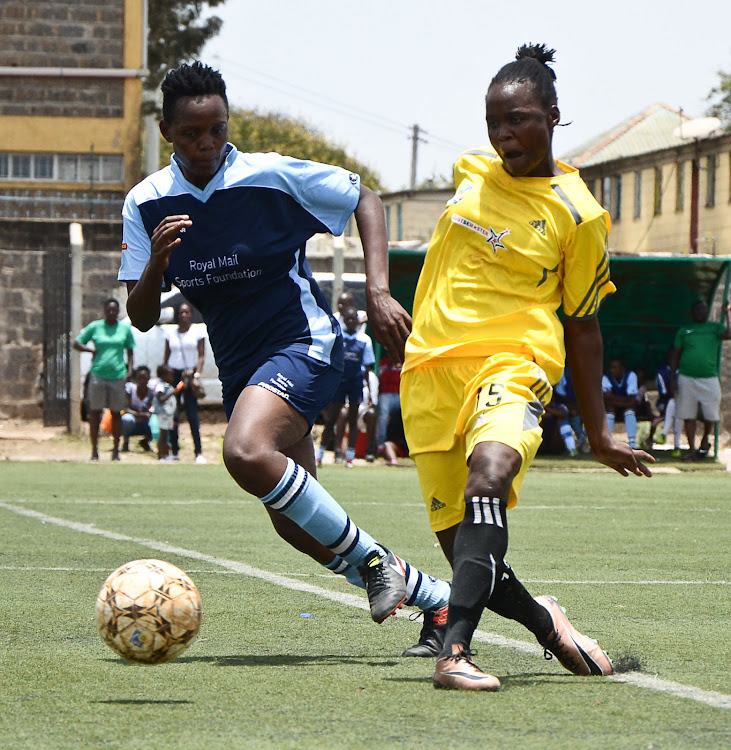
<box><xmin>96</xmin><ymin>559</ymin><xmax>202</xmax><ymax>664</ymax></box>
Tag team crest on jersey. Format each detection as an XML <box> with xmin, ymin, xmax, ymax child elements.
<box><xmin>452</xmin><ymin>214</ymin><xmax>511</xmax><ymax>255</ymax></box>
<box><xmin>349</xmin><ymin>173</ymin><xmax>358</xmax><ymax>184</ymax></box>
<box><xmin>121</xmin><ymin>243</ymin><xmax>127</xmax><ymax>250</ymax></box>
<box><xmin>529</xmin><ymin>219</ymin><xmax>546</xmax><ymax>236</ymax></box>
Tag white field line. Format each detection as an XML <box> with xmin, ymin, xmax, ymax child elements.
<box><xmin>7</xmin><ymin>497</ymin><xmax>729</xmax><ymax>514</ymax></box>
<box><xmin>1</xmin><ymin>501</ymin><xmax>729</xmax><ymax>710</ymax></box>
<box><xmin>1</xmin><ymin>566</ymin><xmax>728</xmax><ymax>586</ymax></box>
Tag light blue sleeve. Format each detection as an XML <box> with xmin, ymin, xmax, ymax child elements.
<box><xmin>626</xmin><ymin>371</ymin><xmax>638</xmax><ymax>396</ymax></box>
<box><xmin>361</xmin><ymin>333</ymin><xmax>375</xmax><ymax>368</ymax></box>
<box><xmin>119</xmin><ymin>193</ymin><xmax>152</xmax><ymax>281</ymax></box>
<box><xmin>601</xmin><ymin>375</ymin><xmax>611</xmax><ymax>392</ymax></box>
<box><xmin>240</xmin><ymin>153</ymin><xmax>361</xmax><ymax>236</ymax></box>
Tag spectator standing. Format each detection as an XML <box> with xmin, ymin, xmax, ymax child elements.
<box><xmin>73</xmin><ymin>298</ymin><xmax>135</xmax><ymax>461</ymax></box>
<box><xmin>317</xmin><ymin>307</ymin><xmax>375</xmax><ymax>468</ymax></box>
<box><xmin>121</xmin><ymin>365</ymin><xmax>154</xmax><ymax>452</ymax></box>
<box><xmin>670</xmin><ymin>300</ymin><xmax>731</xmax><ymax>460</ymax></box>
<box><xmin>375</xmin><ymin>357</ymin><xmax>402</xmax><ymax>457</ymax></box>
<box><xmin>602</xmin><ymin>358</ymin><xmax>638</xmax><ymax>449</ymax></box>
<box><xmin>153</xmin><ymin>364</ymin><xmax>179</xmax><ymax>462</ymax></box>
<box><xmin>164</xmin><ymin>302</ymin><xmax>207</xmax><ymax>463</ymax></box>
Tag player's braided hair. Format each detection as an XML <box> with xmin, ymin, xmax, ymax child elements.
<box><xmin>488</xmin><ymin>43</ymin><xmax>558</xmax><ymax>108</ymax></box>
<box><xmin>161</xmin><ymin>61</ymin><xmax>228</xmax><ymax>123</ymax></box>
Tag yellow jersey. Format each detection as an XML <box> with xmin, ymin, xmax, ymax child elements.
<box><xmin>403</xmin><ymin>148</ymin><xmax>615</xmax><ymax>385</ymax></box>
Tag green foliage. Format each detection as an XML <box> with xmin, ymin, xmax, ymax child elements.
<box><xmin>706</xmin><ymin>69</ymin><xmax>731</xmax><ymax>129</ymax></box>
<box><xmin>146</xmin><ymin>1</ymin><xmax>227</xmax><ymax>97</ymax></box>
<box><xmin>228</xmin><ymin>108</ymin><xmax>384</xmax><ymax>191</ymax></box>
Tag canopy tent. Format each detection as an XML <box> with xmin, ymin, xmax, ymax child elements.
<box><xmin>388</xmin><ymin>250</ymin><xmax>731</xmax><ymax>377</ymax></box>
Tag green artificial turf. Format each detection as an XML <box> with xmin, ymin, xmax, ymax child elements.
<box><xmin>0</xmin><ymin>462</ymin><xmax>729</xmax><ymax>749</ymax></box>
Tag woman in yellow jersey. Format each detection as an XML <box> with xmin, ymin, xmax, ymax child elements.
<box><xmin>400</xmin><ymin>44</ymin><xmax>654</xmax><ymax>690</ymax></box>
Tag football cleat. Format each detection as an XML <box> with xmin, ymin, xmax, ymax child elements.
<box><xmin>534</xmin><ymin>595</ymin><xmax>613</xmax><ymax>676</ymax></box>
<box><xmin>358</xmin><ymin>548</ymin><xmax>407</xmax><ymax>624</ymax></box>
<box><xmin>402</xmin><ymin>605</ymin><xmax>448</xmax><ymax>657</ymax></box>
<box><xmin>433</xmin><ymin>646</ymin><xmax>500</xmax><ymax>691</ymax></box>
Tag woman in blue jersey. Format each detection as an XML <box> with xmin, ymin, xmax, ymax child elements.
<box><xmin>120</xmin><ymin>62</ymin><xmax>449</xmax><ymax>638</ymax></box>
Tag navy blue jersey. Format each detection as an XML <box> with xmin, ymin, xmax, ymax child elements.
<box><xmin>119</xmin><ymin>145</ymin><xmax>360</xmax><ymax>396</ymax></box>
<box><xmin>342</xmin><ymin>330</ymin><xmax>375</xmax><ymax>381</ymax></box>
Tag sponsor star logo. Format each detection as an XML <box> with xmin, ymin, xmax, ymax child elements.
<box><xmin>485</xmin><ymin>226</ymin><xmax>510</xmax><ymax>255</ymax></box>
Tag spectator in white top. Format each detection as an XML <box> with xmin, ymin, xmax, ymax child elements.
<box><xmin>164</xmin><ymin>302</ymin><xmax>207</xmax><ymax>462</ymax></box>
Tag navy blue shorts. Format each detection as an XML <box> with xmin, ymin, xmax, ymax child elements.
<box><xmin>223</xmin><ymin>344</ymin><xmax>344</xmax><ymax>426</ymax></box>
<box><xmin>332</xmin><ymin>375</ymin><xmax>364</xmax><ymax>406</ymax></box>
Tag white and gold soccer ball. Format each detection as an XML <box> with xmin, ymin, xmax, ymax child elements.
<box><xmin>96</xmin><ymin>559</ymin><xmax>202</xmax><ymax>664</ymax></box>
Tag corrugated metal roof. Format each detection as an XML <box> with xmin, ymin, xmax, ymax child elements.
<box><xmin>560</xmin><ymin>103</ymin><xmax>699</xmax><ymax>167</ymax></box>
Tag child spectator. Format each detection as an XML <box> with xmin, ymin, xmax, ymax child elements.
<box><xmin>602</xmin><ymin>358</ymin><xmax>638</xmax><ymax>449</ymax></box>
<box><xmin>154</xmin><ymin>364</ymin><xmax>178</xmax><ymax>462</ymax></box>
<box><xmin>317</xmin><ymin>306</ymin><xmax>375</xmax><ymax>468</ymax></box>
<box><xmin>121</xmin><ymin>365</ymin><xmax>154</xmax><ymax>452</ymax></box>
<box><xmin>650</xmin><ymin>354</ymin><xmax>681</xmax><ymax>456</ymax></box>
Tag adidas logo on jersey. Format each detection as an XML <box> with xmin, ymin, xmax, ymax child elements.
<box><xmin>430</xmin><ymin>497</ymin><xmax>446</xmax><ymax>512</ymax></box>
<box><xmin>529</xmin><ymin>219</ymin><xmax>546</xmax><ymax>236</ymax></box>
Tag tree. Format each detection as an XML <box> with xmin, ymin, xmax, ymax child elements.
<box><xmin>146</xmin><ymin>1</ymin><xmax>227</xmax><ymax>96</ymax></box>
<box><xmin>706</xmin><ymin>69</ymin><xmax>731</xmax><ymax>129</ymax></box>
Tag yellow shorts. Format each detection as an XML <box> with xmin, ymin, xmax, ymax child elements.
<box><xmin>401</xmin><ymin>354</ymin><xmax>553</xmax><ymax>532</ymax></box>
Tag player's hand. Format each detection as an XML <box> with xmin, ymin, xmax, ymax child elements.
<box><xmin>149</xmin><ymin>215</ymin><xmax>192</xmax><ymax>272</ymax></box>
<box><xmin>592</xmin><ymin>439</ymin><xmax>654</xmax><ymax>477</ymax></box>
<box><xmin>366</xmin><ymin>289</ymin><xmax>412</xmax><ymax>363</ymax></box>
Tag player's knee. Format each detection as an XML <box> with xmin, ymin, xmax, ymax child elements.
<box><xmin>465</xmin><ymin>443</ymin><xmax>521</xmax><ymax>502</ymax></box>
<box><xmin>222</xmin><ymin>436</ymin><xmax>269</xmax><ymax>488</ymax></box>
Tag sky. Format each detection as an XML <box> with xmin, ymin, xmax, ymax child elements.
<box><xmin>201</xmin><ymin>0</ymin><xmax>730</xmax><ymax>192</ymax></box>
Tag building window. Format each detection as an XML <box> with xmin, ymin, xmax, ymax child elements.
<box><xmin>633</xmin><ymin>171</ymin><xmax>642</xmax><ymax>219</ymax></box>
<box><xmin>396</xmin><ymin>203</ymin><xmax>403</xmax><ymax>241</ymax></box>
<box><xmin>0</xmin><ymin>152</ymin><xmax>123</xmax><ymax>183</ymax></box>
<box><xmin>601</xmin><ymin>176</ymin><xmax>611</xmax><ymax>211</ymax></box>
<box><xmin>384</xmin><ymin>205</ymin><xmax>391</xmax><ymax>239</ymax></box>
<box><xmin>34</xmin><ymin>154</ymin><xmax>54</xmax><ymax>179</ymax></box>
<box><xmin>13</xmin><ymin>154</ymin><xmax>31</xmax><ymax>179</ymax></box>
<box><xmin>705</xmin><ymin>154</ymin><xmax>716</xmax><ymax>207</ymax></box>
<box><xmin>675</xmin><ymin>161</ymin><xmax>685</xmax><ymax>212</ymax></box>
<box><xmin>611</xmin><ymin>175</ymin><xmax>622</xmax><ymax>221</ymax></box>
<box><xmin>654</xmin><ymin>166</ymin><xmax>663</xmax><ymax>215</ymax></box>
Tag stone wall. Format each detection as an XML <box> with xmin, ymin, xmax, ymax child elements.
<box><xmin>0</xmin><ymin>218</ymin><xmax>123</xmax><ymax>419</ymax></box>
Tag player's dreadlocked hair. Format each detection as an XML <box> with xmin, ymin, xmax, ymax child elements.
<box><xmin>488</xmin><ymin>43</ymin><xmax>558</xmax><ymax>108</ymax></box>
<box><xmin>161</xmin><ymin>61</ymin><xmax>228</xmax><ymax>123</ymax></box>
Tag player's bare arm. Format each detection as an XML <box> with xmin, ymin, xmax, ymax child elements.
<box><xmin>126</xmin><ymin>214</ymin><xmax>193</xmax><ymax>331</ymax></box>
<box><xmin>564</xmin><ymin>316</ymin><xmax>654</xmax><ymax>477</ymax></box>
<box><xmin>355</xmin><ymin>185</ymin><xmax>412</xmax><ymax>362</ymax></box>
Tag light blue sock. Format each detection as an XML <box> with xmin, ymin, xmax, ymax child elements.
<box><xmin>345</xmin><ymin>446</ymin><xmax>355</xmax><ymax>461</ymax></box>
<box><xmin>606</xmin><ymin>412</ymin><xmax>615</xmax><ymax>432</ymax></box>
<box><xmin>324</xmin><ymin>556</ymin><xmax>364</xmax><ymax>588</ymax></box>
<box><xmin>401</xmin><ymin>558</ymin><xmax>451</xmax><ymax>611</ymax></box>
<box><xmin>558</xmin><ymin>420</ymin><xmax>577</xmax><ymax>452</ymax></box>
<box><xmin>316</xmin><ymin>444</ymin><xmax>325</xmax><ymax>462</ymax></box>
<box><xmin>325</xmin><ymin>554</ymin><xmax>451</xmax><ymax>612</ymax></box>
<box><xmin>624</xmin><ymin>408</ymin><xmax>637</xmax><ymax>448</ymax></box>
<box><xmin>260</xmin><ymin>458</ymin><xmax>381</xmax><ymax>568</ymax></box>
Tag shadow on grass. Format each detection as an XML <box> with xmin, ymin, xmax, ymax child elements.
<box><xmin>95</xmin><ymin>699</ymin><xmax>193</xmax><ymax>705</ymax></box>
<box><xmin>176</xmin><ymin>654</ymin><xmax>401</xmax><ymax>668</ymax></box>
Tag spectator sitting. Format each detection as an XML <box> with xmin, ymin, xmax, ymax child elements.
<box><xmin>121</xmin><ymin>365</ymin><xmax>154</xmax><ymax>452</ymax></box>
<box><xmin>553</xmin><ymin>368</ymin><xmax>588</xmax><ymax>454</ymax></box>
<box><xmin>602</xmin><ymin>358</ymin><xmax>638</xmax><ymax>449</ymax></box>
<box><xmin>648</xmin><ymin>352</ymin><xmax>681</xmax><ymax>455</ymax></box>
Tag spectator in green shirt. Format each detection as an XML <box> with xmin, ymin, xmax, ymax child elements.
<box><xmin>670</xmin><ymin>299</ymin><xmax>731</xmax><ymax>460</ymax></box>
<box><xmin>73</xmin><ymin>298</ymin><xmax>135</xmax><ymax>461</ymax></box>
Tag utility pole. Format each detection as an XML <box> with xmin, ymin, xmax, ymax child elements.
<box><xmin>410</xmin><ymin>124</ymin><xmax>420</xmax><ymax>190</ymax></box>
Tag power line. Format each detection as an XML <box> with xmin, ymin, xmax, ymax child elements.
<box><xmin>213</xmin><ymin>55</ymin><xmax>468</xmax><ymax>154</ymax></box>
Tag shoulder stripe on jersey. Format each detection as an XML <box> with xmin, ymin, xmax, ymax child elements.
<box><xmin>569</xmin><ymin>251</ymin><xmax>610</xmax><ymax>319</ymax></box>
<box><xmin>551</xmin><ymin>184</ymin><xmax>583</xmax><ymax>225</ymax></box>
